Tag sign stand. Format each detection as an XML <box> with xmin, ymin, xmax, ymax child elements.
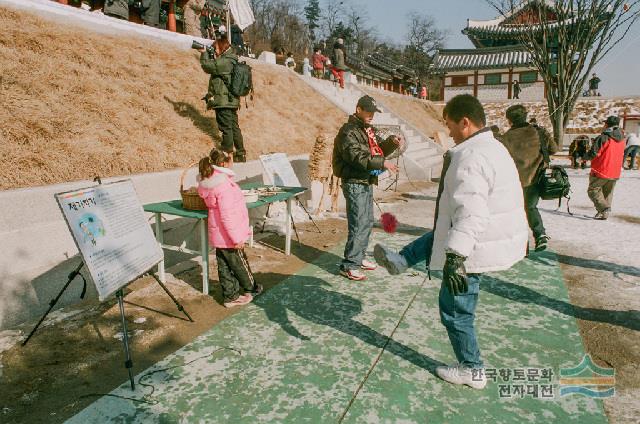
<box><xmin>116</xmin><ymin>288</ymin><xmax>135</xmax><ymax>390</ymax></box>
<box><xmin>22</xmin><ymin>178</ymin><xmax>194</xmax><ymax>391</ymax></box>
<box><xmin>22</xmin><ymin>261</ymin><xmax>193</xmax><ymax>390</ymax></box>
<box><xmin>21</xmin><ymin>261</ymin><xmax>86</xmax><ymax>347</ymax></box>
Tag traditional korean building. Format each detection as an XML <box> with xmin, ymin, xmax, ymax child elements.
<box><xmin>432</xmin><ymin>0</ymin><xmax>557</xmax><ymax>102</ymax></box>
<box><xmin>346</xmin><ymin>51</ymin><xmax>418</xmax><ymax>93</ymax></box>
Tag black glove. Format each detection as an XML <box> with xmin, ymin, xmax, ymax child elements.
<box><xmin>443</xmin><ymin>252</ymin><xmax>468</xmax><ymax>295</ymax></box>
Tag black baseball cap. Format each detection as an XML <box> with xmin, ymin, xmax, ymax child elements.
<box><xmin>605</xmin><ymin>116</ymin><xmax>620</xmax><ymax>127</ymax></box>
<box><xmin>357</xmin><ymin>95</ymin><xmax>381</xmax><ymax>113</ymax></box>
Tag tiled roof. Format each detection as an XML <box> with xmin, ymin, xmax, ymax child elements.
<box><xmin>432</xmin><ymin>47</ymin><xmax>532</xmax><ymax>72</ymax></box>
<box><xmin>463</xmin><ymin>17</ymin><xmax>577</xmax><ymax>40</ymax></box>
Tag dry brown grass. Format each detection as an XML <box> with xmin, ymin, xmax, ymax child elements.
<box><xmin>0</xmin><ymin>7</ymin><xmax>346</xmax><ymax>190</ymax></box>
<box><xmin>361</xmin><ymin>88</ymin><xmax>447</xmax><ymax>139</ymax></box>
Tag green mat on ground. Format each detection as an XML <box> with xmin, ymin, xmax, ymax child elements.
<box><xmin>67</xmin><ymin>232</ymin><xmax>607</xmax><ymax>423</ymax></box>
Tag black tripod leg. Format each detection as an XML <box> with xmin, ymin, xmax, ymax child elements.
<box><xmin>116</xmin><ymin>289</ymin><xmax>135</xmax><ymax>391</ymax></box>
<box><xmin>22</xmin><ymin>261</ymin><xmax>84</xmax><ymax>346</ymax></box>
<box><xmin>296</xmin><ymin>198</ymin><xmax>321</xmax><ymax>233</ymax></box>
<box><xmin>149</xmin><ymin>273</ymin><xmax>194</xmax><ymax>322</ymax></box>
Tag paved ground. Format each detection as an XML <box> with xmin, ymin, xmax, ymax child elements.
<box><xmin>67</xmin><ymin>231</ymin><xmax>608</xmax><ymax>423</ymax></box>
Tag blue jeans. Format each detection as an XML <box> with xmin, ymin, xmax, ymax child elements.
<box><xmin>341</xmin><ymin>182</ymin><xmax>374</xmax><ymax>271</ymax></box>
<box><xmin>400</xmin><ymin>231</ymin><xmax>434</xmax><ymax>267</ymax></box>
<box><xmin>401</xmin><ymin>231</ymin><xmax>483</xmax><ymax>368</ymax></box>
<box><xmin>439</xmin><ymin>275</ymin><xmax>483</xmax><ymax>368</ymax></box>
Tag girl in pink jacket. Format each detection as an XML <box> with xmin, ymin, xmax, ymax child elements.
<box><xmin>197</xmin><ymin>149</ymin><xmax>263</xmax><ymax>308</ymax></box>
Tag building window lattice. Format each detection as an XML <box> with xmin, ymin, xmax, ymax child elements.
<box><xmin>484</xmin><ymin>73</ymin><xmax>503</xmax><ymax>85</ymax></box>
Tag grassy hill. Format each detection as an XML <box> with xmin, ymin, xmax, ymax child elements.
<box><xmin>0</xmin><ymin>6</ymin><xmax>347</xmax><ymax>190</ymax></box>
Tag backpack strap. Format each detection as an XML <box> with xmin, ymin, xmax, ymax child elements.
<box><xmin>535</xmin><ymin>125</ymin><xmax>551</xmax><ymax>167</ymax></box>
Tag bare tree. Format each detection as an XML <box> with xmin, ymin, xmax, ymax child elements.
<box><xmin>487</xmin><ymin>0</ymin><xmax>640</xmax><ymax>145</ymax></box>
<box><xmin>404</xmin><ymin>11</ymin><xmax>447</xmax><ymax>82</ymax></box>
<box><xmin>406</xmin><ymin>11</ymin><xmax>447</xmax><ymax>58</ymax></box>
<box><xmin>322</xmin><ymin>0</ymin><xmax>346</xmax><ymax>40</ymax></box>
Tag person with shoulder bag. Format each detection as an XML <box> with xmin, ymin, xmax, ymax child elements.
<box><xmin>498</xmin><ymin>105</ymin><xmax>558</xmax><ymax>251</ymax></box>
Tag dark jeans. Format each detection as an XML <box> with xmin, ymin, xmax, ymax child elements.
<box><xmin>625</xmin><ymin>145</ymin><xmax>639</xmax><ymax>169</ymax></box>
<box><xmin>341</xmin><ymin>182</ymin><xmax>373</xmax><ymax>271</ymax></box>
<box><xmin>215</xmin><ymin>108</ymin><xmax>245</xmax><ymax>155</ymax></box>
<box><xmin>404</xmin><ymin>231</ymin><xmax>483</xmax><ymax>368</ymax></box>
<box><xmin>216</xmin><ymin>248</ymin><xmax>256</xmax><ymax>302</ymax></box>
<box><xmin>523</xmin><ymin>184</ymin><xmax>545</xmax><ymax>239</ymax></box>
<box><xmin>588</xmin><ymin>175</ymin><xmax>617</xmax><ymax>212</ymax></box>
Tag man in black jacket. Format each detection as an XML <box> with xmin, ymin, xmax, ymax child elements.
<box><xmin>333</xmin><ymin>95</ymin><xmax>401</xmax><ymax>280</ymax></box>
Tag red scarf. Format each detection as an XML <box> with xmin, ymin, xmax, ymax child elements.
<box><xmin>365</xmin><ymin>127</ymin><xmax>384</xmax><ymax>157</ymax></box>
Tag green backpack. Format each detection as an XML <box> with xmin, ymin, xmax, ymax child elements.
<box><xmin>228</xmin><ymin>60</ymin><xmax>254</xmax><ymax>99</ymax></box>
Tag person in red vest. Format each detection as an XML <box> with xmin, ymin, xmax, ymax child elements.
<box><xmin>588</xmin><ymin>116</ymin><xmax>626</xmax><ymax>220</ymax></box>
<box><xmin>420</xmin><ymin>85</ymin><xmax>428</xmax><ymax>100</ymax></box>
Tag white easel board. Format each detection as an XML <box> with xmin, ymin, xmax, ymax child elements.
<box><xmin>55</xmin><ymin>180</ymin><xmax>163</xmax><ymax>301</ymax></box>
<box><xmin>259</xmin><ymin>153</ymin><xmax>301</xmax><ymax>187</ymax></box>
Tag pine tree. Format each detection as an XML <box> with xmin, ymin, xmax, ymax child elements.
<box><xmin>304</xmin><ymin>0</ymin><xmax>321</xmax><ymax>42</ymax></box>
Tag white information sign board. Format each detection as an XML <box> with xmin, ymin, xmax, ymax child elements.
<box><xmin>55</xmin><ymin>180</ymin><xmax>163</xmax><ymax>301</ymax></box>
<box><xmin>259</xmin><ymin>153</ymin><xmax>301</xmax><ymax>187</ymax></box>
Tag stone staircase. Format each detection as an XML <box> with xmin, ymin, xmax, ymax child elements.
<box><xmin>300</xmin><ymin>76</ymin><xmax>445</xmax><ymax>181</ymax></box>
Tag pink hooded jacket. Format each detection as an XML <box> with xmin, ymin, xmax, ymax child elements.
<box><xmin>197</xmin><ymin>166</ymin><xmax>251</xmax><ymax>248</ymax></box>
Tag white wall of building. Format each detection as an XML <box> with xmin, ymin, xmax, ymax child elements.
<box><xmin>443</xmin><ymin>67</ymin><xmax>546</xmax><ymax>102</ymax></box>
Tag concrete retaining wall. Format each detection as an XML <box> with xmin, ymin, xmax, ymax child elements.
<box><xmin>0</xmin><ymin>156</ymin><xmax>311</xmax><ymax>330</ymax></box>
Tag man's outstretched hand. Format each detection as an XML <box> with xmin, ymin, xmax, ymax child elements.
<box><xmin>443</xmin><ymin>252</ymin><xmax>468</xmax><ymax>295</ymax></box>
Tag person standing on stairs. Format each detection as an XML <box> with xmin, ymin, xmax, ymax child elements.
<box><xmin>332</xmin><ymin>95</ymin><xmax>403</xmax><ymax>281</ymax></box>
<box><xmin>330</xmin><ymin>39</ymin><xmax>347</xmax><ymax>89</ymax></box>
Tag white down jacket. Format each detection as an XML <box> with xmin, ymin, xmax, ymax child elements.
<box><xmin>430</xmin><ymin>129</ymin><xmax>528</xmax><ymax>273</ymax></box>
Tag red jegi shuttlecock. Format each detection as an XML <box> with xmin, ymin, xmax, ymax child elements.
<box><xmin>380</xmin><ymin>212</ymin><xmax>398</xmax><ymax>233</ymax></box>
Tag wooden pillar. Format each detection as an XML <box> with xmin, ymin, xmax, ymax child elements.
<box><xmin>473</xmin><ymin>71</ymin><xmax>479</xmax><ymax>98</ymax></box>
<box><xmin>167</xmin><ymin>0</ymin><xmax>177</xmax><ymax>32</ymax></box>
<box><xmin>440</xmin><ymin>76</ymin><xmax>445</xmax><ymax>101</ymax></box>
<box><xmin>508</xmin><ymin>68</ymin><xmax>513</xmax><ymax>99</ymax></box>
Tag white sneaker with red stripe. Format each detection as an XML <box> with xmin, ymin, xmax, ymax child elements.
<box><xmin>340</xmin><ymin>268</ymin><xmax>367</xmax><ymax>281</ymax></box>
<box><xmin>360</xmin><ymin>259</ymin><xmax>378</xmax><ymax>271</ymax></box>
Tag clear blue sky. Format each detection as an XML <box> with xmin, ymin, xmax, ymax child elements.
<box><xmin>335</xmin><ymin>0</ymin><xmax>640</xmax><ymax>96</ymax></box>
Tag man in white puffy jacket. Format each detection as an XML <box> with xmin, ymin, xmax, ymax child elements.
<box><xmin>374</xmin><ymin>94</ymin><xmax>528</xmax><ymax>389</ymax></box>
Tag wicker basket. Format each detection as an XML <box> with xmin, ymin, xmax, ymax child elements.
<box><xmin>180</xmin><ymin>163</ymin><xmax>207</xmax><ymax>211</ymax></box>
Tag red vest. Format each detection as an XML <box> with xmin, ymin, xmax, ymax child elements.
<box><xmin>591</xmin><ymin>137</ymin><xmax>625</xmax><ymax>179</ymax></box>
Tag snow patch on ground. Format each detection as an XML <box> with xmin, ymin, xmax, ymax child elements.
<box><xmin>540</xmin><ymin>168</ymin><xmax>640</xmax><ymax>271</ymax></box>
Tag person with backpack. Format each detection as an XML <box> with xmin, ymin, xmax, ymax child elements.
<box><xmin>332</xmin><ymin>95</ymin><xmax>402</xmax><ymax>281</ymax></box>
<box><xmin>199</xmin><ymin>26</ymin><xmax>247</xmax><ymax>163</ymax></box>
<box><xmin>588</xmin><ymin>116</ymin><xmax>626</xmax><ymax>220</ymax></box>
<box><xmin>498</xmin><ymin>105</ymin><xmax>557</xmax><ymax>251</ymax></box>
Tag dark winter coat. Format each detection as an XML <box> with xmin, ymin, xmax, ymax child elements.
<box><xmin>104</xmin><ymin>0</ymin><xmax>129</xmax><ymax>20</ymax></box>
<box><xmin>200</xmin><ymin>47</ymin><xmax>240</xmax><ymax>110</ymax></box>
<box><xmin>332</xmin><ymin>115</ymin><xmax>398</xmax><ymax>185</ymax></box>
<box><xmin>498</xmin><ymin>122</ymin><xmax>557</xmax><ymax>187</ymax></box>
<box><xmin>590</xmin><ymin>127</ymin><xmax>626</xmax><ymax>179</ymax></box>
<box><xmin>333</xmin><ymin>47</ymin><xmax>347</xmax><ymax>71</ymax></box>
<box><xmin>141</xmin><ymin>0</ymin><xmax>161</xmax><ymax>27</ymax></box>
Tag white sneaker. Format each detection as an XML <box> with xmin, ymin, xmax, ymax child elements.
<box><xmin>361</xmin><ymin>259</ymin><xmax>378</xmax><ymax>270</ymax></box>
<box><xmin>436</xmin><ymin>364</ymin><xmax>487</xmax><ymax>389</ymax></box>
<box><xmin>373</xmin><ymin>244</ymin><xmax>408</xmax><ymax>275</ymax></box>
<box><xmin>340</xmin><ymin>268</ymin><xmax>367</xmax><ymax>281</ymax></box>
